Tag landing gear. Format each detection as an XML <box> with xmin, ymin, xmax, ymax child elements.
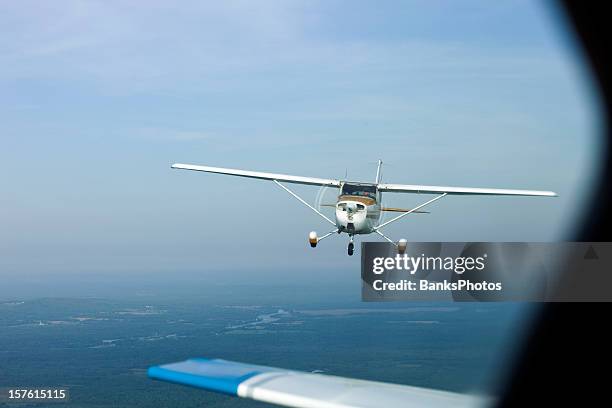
<box><xmin>398</xmin><ymin>239</ymin><xmax>407</xmax><ymax>254</ymax></box>
<box><xmin>347</xmin><ymin>236</ymin><xmax>355</xmax><ymax>256</ymax></box>
<box><xmin>309</xmin><ymin>231</ymin><xmax>318</xmax><ymax>248</ymax></box>
<box><xmin>308</xmin><ymin>229</ymin><xmax>339</xmax><ymax>249</ymax></box>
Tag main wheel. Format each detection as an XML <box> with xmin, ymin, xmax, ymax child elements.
<box><xmin>397</xmin><ymin>239</ymin><xmax>407</xmax><ymax>254</ymax></box>
<box><xmin>348</xmin><ymin>242</ymin><xmax>354</xmax><ymax>256</ymax></box>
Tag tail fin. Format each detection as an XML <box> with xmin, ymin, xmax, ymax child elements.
<box><xmin>375</xmin><ymin>159</ymin><xmax>383</xmax><ymax>184</ymax></box>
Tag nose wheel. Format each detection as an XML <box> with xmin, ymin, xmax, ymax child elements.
<box><xmin>347</xmin><ymin>236</ymin><xmax>355</xmax><ymax>256</ymax></box>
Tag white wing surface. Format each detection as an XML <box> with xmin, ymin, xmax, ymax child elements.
<box><xmin>149</xmin><ymin>358</ymin><xmax>486</xmax><ymax>408</ymax></box>
<box><xmin>172</xmin><ymin>163</ymin><xmax>341</xmax><ymax>187</ymax></box>
<box><xmin>377</xmin><ymin>183</ymin><xmax>556</xmax><ymax>197</ymax></box>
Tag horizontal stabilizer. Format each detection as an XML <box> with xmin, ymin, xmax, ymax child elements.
<box><xmin>149</xmin><ymin>358</ymin><xmax>485</xmax><ymax>408</ymax></box>
<box><xmin>322</xmin><ymin>204</ymin><xmax>429</xmax><ymax>213</ymax></box>
<box><xmin>382</xmin><ymin>207</ymin><xmax>430</xmax><ymax>213</ymax></box>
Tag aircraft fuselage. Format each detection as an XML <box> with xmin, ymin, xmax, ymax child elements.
<box><xmin>335</xmin><ymin>182</ymin><xmax>381</xmax><ymax>235</ymax></box>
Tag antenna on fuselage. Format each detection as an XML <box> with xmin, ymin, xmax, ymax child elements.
<box><xmin>375</xmin><ymin>159</ymin><xmax>383</xmax><ymax>184</ymax></box>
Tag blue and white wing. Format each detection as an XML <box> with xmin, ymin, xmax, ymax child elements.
<box><xmin>148</xmin><ymin>358</ymin><xmax>486</xmax><ymax>408</ymax></box>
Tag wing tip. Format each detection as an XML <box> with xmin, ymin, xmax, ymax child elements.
<box><xmin>147</xmin><ymin>359</ymin><xmax>268</xmax><ymax>397</ymax></box>
<box><xmin>147</xmin><ymin>365</ymin><xmax>162</xmax><ymax>379</ymax></box>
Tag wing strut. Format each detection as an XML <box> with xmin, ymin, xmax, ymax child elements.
<box><xmin>374</xmin><ymin>229</ymin><xmax>396</xmax><ymax>245</ymax></box>
<box><xmin>375</xmin><ymin>193</ymin><xmax>447</xmax><ymax>231</ymax></box>
<box><xmin>317</xmin><ymin>228</ymin><xmax>339</xmax><ymax>242</ymax></box>
<box><xmin>273</xmin><ymin>180</ymin><xmax>337</xmax><ymax>227</ymax></box>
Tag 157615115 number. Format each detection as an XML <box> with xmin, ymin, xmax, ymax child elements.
<box><xmin>1</xmin><ymin>388</ymin><xmax>69</xmax><ymax>402</ymax></box>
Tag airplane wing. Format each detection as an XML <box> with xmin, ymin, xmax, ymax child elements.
<box><xmin>148</xmin><ymin>358</ymin><xmax>486</xmax><ymax>408</ymax></box>
<box><xmin>172</xmin><ymin>163</ymin><xmax>341</xmax><ymax>187</ymax></box>
<box><xmin>377</xmin><ymin>183</ymin><xmax>557</xmax><ymax>197</ymax></box>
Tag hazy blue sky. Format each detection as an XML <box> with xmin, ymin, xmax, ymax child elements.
<box><xmin>0</xmin><ymin>1</ymin><xmax>601</xmax><ymax>280</ymax></box>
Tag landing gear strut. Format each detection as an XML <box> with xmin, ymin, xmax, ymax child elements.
<box><xmin>347</xmin><ymin>236</ymin><xmax>354</xmax><ymax>256</ymax></box>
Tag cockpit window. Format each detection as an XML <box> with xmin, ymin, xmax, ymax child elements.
<box><xmin>341</xmin><ymin>183</ymin><xmax>377</xmax><ymax>199</ymax></box>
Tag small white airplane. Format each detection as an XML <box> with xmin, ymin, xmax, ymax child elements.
<box><xmin>171</xmin><ymin>160</ymin><xmax>556</xmax><ymax>256</ymax></box>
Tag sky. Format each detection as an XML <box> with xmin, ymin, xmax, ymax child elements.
<box><xmin>0</xmin><ymin>0</ymin><xmax>602</xmax><ymax>282</ymax></box>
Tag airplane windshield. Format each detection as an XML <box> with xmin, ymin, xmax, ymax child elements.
<box><xmin>341</xmin><ymin>184</ymin><xmax>377</xmax><ymax>199</ymax></box>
